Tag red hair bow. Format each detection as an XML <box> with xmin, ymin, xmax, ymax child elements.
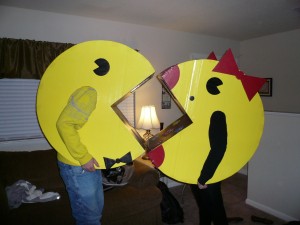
<box><xmin>213</xmin><ymin>49</ymin><xmax>266</xmax><ymax>101</ymax></box>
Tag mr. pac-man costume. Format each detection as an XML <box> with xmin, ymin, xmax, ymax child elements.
<box><xmin>37</xmin><ymin>40</ymin><xmax>154</xmax><ymax>168</ymax></box>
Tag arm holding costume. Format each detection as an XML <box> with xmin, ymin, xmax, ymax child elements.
<box><xmin>198</xmin><ymin>110</ymin><xmax>227</xmax><ymax>185</ymax></box>
<box><xmin>56</xmin><ymin>86</ymin><xmax>97</xmax><ymax>166</ymax></box>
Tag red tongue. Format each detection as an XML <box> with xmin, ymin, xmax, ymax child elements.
<box><xmin>148</xmin><ymin>145</ymin><xmax>165</xmax><ymax>167</ymax></box>
<box><xmin>161</xmin><ymin>65</ymin><xmax>180</xmax><ymax>90</ymax></box>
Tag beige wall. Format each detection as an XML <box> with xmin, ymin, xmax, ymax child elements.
<box><xmin>240</xmin><ymin>29</ymin><xmax>300</xmax><ymax>113</ymax></box>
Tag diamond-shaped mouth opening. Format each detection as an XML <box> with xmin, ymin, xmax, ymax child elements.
<box><xmin>112</xmin><ymin>75</ymin><xmax>192</xmax><ymax>152</ymax></box>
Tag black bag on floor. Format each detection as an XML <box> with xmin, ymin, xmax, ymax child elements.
<box><xmin>157</xmin><ymin>181</ymin><xmax>184</xmax><ymax>224</ymax></box>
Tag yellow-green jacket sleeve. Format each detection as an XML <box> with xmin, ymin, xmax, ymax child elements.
<box><xmin>56</xmin><ymin>86</ymin><xmax>97</xmax><ymax>165</ymax></box>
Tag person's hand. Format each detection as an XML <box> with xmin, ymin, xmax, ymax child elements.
<box><xmin>197</xmin><ymin>182</ymin><xmax>208</xmax><ymax>189</ymax></box>
<box><xmin>82</xmin><ymin>158</ymin><xmax>99</xmax><ymax>172</ymax></box>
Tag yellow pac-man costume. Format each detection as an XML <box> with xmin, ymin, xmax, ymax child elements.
<box><xmin>37</xmin><ymin>40</ymin><xmax>154</xmax><ymax>168</ymax></box>
<box><xmin>149</xmin><ymin>50</ymin><xmax>266</xmax><ymax>184</ymax></box>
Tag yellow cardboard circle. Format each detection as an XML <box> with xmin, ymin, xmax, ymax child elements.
<box><xmin>37</xmin><ymin>40</ymin><xmax>154</xmax><ymax>168</ymax></box>
<box><xmin>158</xmin><ymin>59</ymin><xmax>264</xmax><ymax>184</ymax></box>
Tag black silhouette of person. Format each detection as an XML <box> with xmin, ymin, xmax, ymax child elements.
<box><xmin>190</xmin><ymin>77</ymin><xmax>229</xmax><ymax>225</ymax></box>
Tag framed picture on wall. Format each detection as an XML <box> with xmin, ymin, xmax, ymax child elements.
<box><xmin>162</xmin><ymin>86</ymin><xmax>171</xmax><ymax>109</ymax></box>
<box><xmin>259</xmin><ymin>78</ymin><xmax>272</xmax><ymax>97</ymax></box>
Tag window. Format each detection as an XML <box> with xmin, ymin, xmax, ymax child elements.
<box><xmin>0</xmin><ymin>79</ymin><xmax>44</xmax><ymax>141</ymax></box>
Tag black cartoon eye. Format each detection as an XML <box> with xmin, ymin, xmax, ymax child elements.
<box><xmin>93</xmin><ymin>58</ymin><xmax>110</xmax><ymax>76</ymax></box>
<box><xmin>206</xmin><ymin>77</ymin><xmax>223</xmax><ymax>95</ymax></box>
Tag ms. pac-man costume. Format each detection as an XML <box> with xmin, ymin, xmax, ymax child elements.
<box><xmin>148</xmin><ymin>49</ymin><xmax>266</xmax><ymax>184</ymax></box>
<box><xmin>37</xmin><ymin>40</ymin><xmax>154</xmax><ymax>168</ymax></box>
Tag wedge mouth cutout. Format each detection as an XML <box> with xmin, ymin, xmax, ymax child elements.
<box><xmin>112</xmin><ymin>73</ymin><xmax>192</xmax><ymax>152</ymax></box>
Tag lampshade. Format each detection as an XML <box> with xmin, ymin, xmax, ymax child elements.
<box><xmin>137</xmin><ymin>105</ymin><xmax>160</xmax><ymax>130</ymax></box>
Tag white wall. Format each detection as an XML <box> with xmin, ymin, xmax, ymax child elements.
<box><xmin>240</xmin><ymin>29</ymin><xmax>300</xmax><ymax>113</ymax></box>
<box><xmin>241</xmin><ymin>30</ymin><xmax>300</xmax><ymax>222</ymax></box>
<box><xmin>247</xmin><ymin>112</ymin><xmax>300</xmax><ymax>221</ymax></box>
<box><xmin>0</xmin><ymin>6</ymin><xmax>239</xmax><ymax>73</ymax></box>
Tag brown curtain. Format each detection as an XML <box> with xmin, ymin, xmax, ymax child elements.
<box><xmin>0</xmin><ymin>38</ymin><xmax>74</xmax><ymax>79</ymax></box>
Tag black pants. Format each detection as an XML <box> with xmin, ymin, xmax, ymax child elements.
<box><xmin>190</xmin><ymin>182</ymin><xmax>228</xmax><ymax>225</ymax></box>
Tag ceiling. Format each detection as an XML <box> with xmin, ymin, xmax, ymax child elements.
<box><xmin>1</xmin><ymin>0</ymin><xmax>300</xmax><ymax>41</ymax></box>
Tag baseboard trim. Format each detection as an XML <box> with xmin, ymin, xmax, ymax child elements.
<box><xmin>246</xmin><ymin>198</ymin><xmax>298</xmax><ymax>222</ymax></box>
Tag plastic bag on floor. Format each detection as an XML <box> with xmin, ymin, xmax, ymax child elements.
<box><xmin>5</xmin><ymin>180</ymin><xmax>60</xmax><ymax>209</ymax></box>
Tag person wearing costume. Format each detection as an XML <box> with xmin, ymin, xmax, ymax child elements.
<box><xmin>190</xmin><ymin>76</ymin><xmax>229</xmax><ymax>225</ymax></box>
<box><xmin>56</xmin><ymin>86</ymin><xmax>104</xmax><ymax>225</ymax></box>
<box><xmin>190</xmin><ymin>110</ymin><xmax>228</xmax><ymax>225</ymax></box>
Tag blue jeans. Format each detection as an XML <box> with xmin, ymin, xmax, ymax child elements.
<box><xmin>58</xmin><ymin>161</ymin><xmax>104</xmax><ymax>225</ymax></box>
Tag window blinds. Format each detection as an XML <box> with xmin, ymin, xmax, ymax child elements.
<box><xmin>0</xmin><ymin>79</ymin><xmax>136</xmax><ymax>142</ymax></box>
<box><xmin>117</xmin><ymin>93</ymin><xmax>136</xmax><ymax>127</ymax></box>
<box><xmin>0</xmin><ymin>79</ymin><xmax>44</xmax><ymax>141</ymax></box>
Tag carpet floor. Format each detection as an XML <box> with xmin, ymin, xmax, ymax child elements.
<box><xmin>164</xmin><ymin>173</ymin><xmax>288</xmax><ymax>225</ymax></box>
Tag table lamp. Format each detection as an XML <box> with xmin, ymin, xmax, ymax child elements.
<box><xmin>137</xmin><ymin>105</ymin><xmax>160</xmax><ymax>141</ymax></box>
